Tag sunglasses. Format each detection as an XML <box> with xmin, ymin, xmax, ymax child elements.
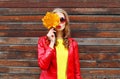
<box><xmin>60</xmin><ymin>17</ymin><xmax>66</xmax><ymax>23</ymax></box>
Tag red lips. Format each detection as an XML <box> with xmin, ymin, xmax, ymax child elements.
<box><xmin>56</xmin><ymin>25</ymin><xmax>61</xmax><ymax>29</ymax></box>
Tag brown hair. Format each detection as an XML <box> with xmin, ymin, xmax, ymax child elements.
<box><xmin>52</xmin><ymin>8</ymin><xmax>71</xmax><ymax>48</ymax></box>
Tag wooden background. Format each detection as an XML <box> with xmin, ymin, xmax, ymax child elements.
<box><xmin>0</xmin><ymin>0</ymin><xmax>120</xmax><ymax>79</ymax></box>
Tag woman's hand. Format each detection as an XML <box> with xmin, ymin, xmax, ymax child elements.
<box><xmin>47</xmin><ymin>28</ymin><xmax>56</xmax><ymax>49</ymax></box>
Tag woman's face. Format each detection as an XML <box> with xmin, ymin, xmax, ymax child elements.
<box><xmin>55</xmin><ymin>12</ymin><xmax>66</xmax><ymax>31</ymax></box>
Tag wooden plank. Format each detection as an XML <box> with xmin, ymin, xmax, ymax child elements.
<box><xmin>81</xmin><ymin>68</ymin><xmax>120</xmax><ymax>75</ymax></box>
<box><xmin>0</xmin><ymin>23</ymin><xmax>45</xmax><ymax>30</ymax></box>
<box><xmin>72</xmin><ymin>31</ymin><xmax>120</xmax><ymax>38</ymax></box>
<box><xmin>0</xmin><ymin>67</ymin><xmax>120</xmax><ymax>75</ymax></box>
<box><xmin>0</xmin><ymin>67</ymin><xmax>40</xmax><ymax>74</ymax></box>
<box><xmin>79</xmin><ymin>46</ymin><xmax>120</xmax><ymax>53</ymax></box>
<box><xmin>0</xmin><ymin>51</ymin><xmax>37</xmax><ymax>59</ymax></box>
<box><xmin>0</xmin><ymin>73</ymin><xmax>119</xmax><ymax>79</ymax></box>
<box><xmin>0</xmin><ymin>59</ymin><xmax>38</xmax><ymax>67</ymax></box>
<box><xmin>70</xmin><ymin>15</ymin><xmax>120</xmax><ymax>23</ymax></box>
<box><xmin>0</xmin><ymin>37</ymin><xmax>38</xmax><ymax>45</ymax></box>
<box><xmin>0</xmin><ymin>16</ymin><xmax>42</xmax><ymax>22</ymax></box>
<box><xmin>0</xmin><ymin>67</ymin><xmax>8</xmax><ymax>73</ymax></box>
<box><xmin>0</xmin><ymin>0</ymin><xmax>120</xmax><ymax>2</ymax></box>
<box><xmin>82</xmin><ymin>75</ymin><xmax>120</xmax><ymax>79</ymax></box>
<box><xmin>0</xmin><ymin>45</ymin><xmax>36</xmax><ymax>52</ymax></box>
<box><xmin>0</xmin><ymin>8</ymin><xmax>120</xmax><ymax>15</ymax></box>
<box><xmin>0</xmin><ymin>51</ymin><xmax>119</xmax><ymax>60</ymax></box>
<box><xmin>76</xmin><ymin>38</ymin><xmax>120</xmax><ymax>45</ymax></box>
<box><xmin>0</xmin><ymin>30</ymin><xmax>120</xmax><ymax>37</ymax></box>
<box><xmin>70</xmin><ymin>23</ymin><xmax>120</xmax><ymax>31</ymax></box>
<box><xmin>9</xmin><ymin>67</ymin><xmax>40</xmax><ymax>74</ymax></box>
<box><xmin>0</xmin><ymin>15</ymin><xmax>120</xmax><ymax>23</ymax></box>
<box><xmin>96</xmin><ymin>60</ymin><xmax>120</xmax><ymax>68</ymax></box>
<box><xmin>81</xmin><ymin>60</ymin><xmax>120</xmax><ymax>68</ymax></box>
<box><xmin>0</xmin><ymin>37</ymin><xmax>120</xmax><ymax>45</ymax></box>
<box><xmin>0</xmin><ymin>67</ymin><xmax>120</xmax><ymax>79</ymax></box>
<box><xmin>0</xmin><ymin>2</ymin><xmax>119</xmax><ymax>8</ymax></box>
<box><xmin>0</xmin><ymin>73</ymin><xmax>39</xmax><ymax>79</ymax></box>
<box><xmin>0</xmin><ymin>59</ymin><xmax>119</xmax><ymax>68</ymax></box>
<box><xmin>0</xmin><ymin>30</ymin><xmax>47</xmax><ymax>37</ymax></box>
<box><xmin>0</xmin><ymin>23</ymin><xmax>120</xmax><ymax>31</ymax></box>
<box><xmin>0</xmin><ymin>45</ymin><xmax>119</xmax><ymax>53</ymax></box>
<box><xmin>80</xmin><ymin>53</ymin><xmax>120</xmax><ymax>60</ymax></box>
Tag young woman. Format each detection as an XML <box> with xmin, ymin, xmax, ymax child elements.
<box><xmin>38</xmin><ymin>8</ymin><xmax>82</xmax><ymax>79</ymax></box>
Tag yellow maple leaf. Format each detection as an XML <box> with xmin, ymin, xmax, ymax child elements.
<box><xmin>42</xmin><ymin>12</ymin><xmax>60</xmax><ymax>29</ymax></box>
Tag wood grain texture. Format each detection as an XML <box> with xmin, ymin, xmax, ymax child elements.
<box><xmin>0</xmin><ymin>15</ymin><xmax>120</xmax><ymax>23</ymax></box>
<box><xmin>79</xmin><ymin>46</ymin><xmax>120</xmax><ymax>53</ymax></box>
<box><xmin>0</xmin><ymin>51</ymin><xmax>119</xmax><ymax>60</ymax></box>
<box><xmin>80</xmin><ymin>53</ymin><xmax>120</xmax><ymax>60</ymax></box>
<box><xmin>0</xmin><ymin>51</ymin><xmax>37</xmax><ymax>59</ymax></box>
<box><xmin>0</xmin><ymin>2</ymin><xmax>119</xmax><ymax>8</ymax></box>
<box><xmin>0</xmin><ymin>45</ymin><xmax>36</xmax><ymax>52</ymax></box>
<box><xmin>0</xmin><ymin>45</ymin><xmax>120</xmax><ymax>53</ymax></box>
<box><xmin>0</xmin><ymin>59</ymin><xmax>37</xmax><ymax>67</ymax></box>
<box><xmin>0</xmin><ymin>23</ymin><xmax>120</xmax><ymax>31</ymax></box>
<box><xmin>0</xmin><ymin>67</ymin><xmax>120</xmax><ymax>75</ymax></box>
<box><xmin>0</xmin><ymin>59</ymin><xmax>119</xmax><ymax>68</ymax></box>
<box><xmin>0</xmin><ymin>37</ymin><xmax>120</xmax><ymax>45</ymax></box>
<box><xmin>0</xmin><ymin>31</ymin><xmax>120</xmax><ymax>37</ymax></box>
<box><xmin>0</xmin><ymin>73</ymin><xmax>119</xmax><ymax>79</ymax></box>
<box><xmin>0</xmin><ymin>0</ymin><xmax>120</xmax><ymax>2</ymax></box>
<box><xmin>0</xmin><ymin>73</ymin><xmax>39</xmax><ymax>79</ymax></box>
<box><xmin>0</xmin><ymin>8</ymin><xmax>120</xmax><ymax>15</ymax></box>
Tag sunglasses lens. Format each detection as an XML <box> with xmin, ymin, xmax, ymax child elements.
<box><xmin>60</xmin><ymin>17</ymin><xmax>66</xmax><ymax>23</ymax></box>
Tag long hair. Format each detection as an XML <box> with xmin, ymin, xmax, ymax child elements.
<box><xmin>52</xmin><ymin>8</ymin><xmax>71</xmax><ymax>48</ymax></box>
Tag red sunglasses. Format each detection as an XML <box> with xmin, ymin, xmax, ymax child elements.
<box><xmin>60</xmin><ymin>17</ymin><xmax>66</xmax><ymax>23</ymax></box>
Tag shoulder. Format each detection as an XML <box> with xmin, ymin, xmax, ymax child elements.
<box><xmin>38</xmin><ymin>36</ymin><xmax>48</xmax><ymax>44</ymax></box>
<box><xmin>38</xmin><ymin>36</ymin><xmax>47</xmax><ymax>40</ymax></box>
<box><xmin>68</xmin><ymin>38</ymin><xmax>78</xmax><ymax>46</ymax></box>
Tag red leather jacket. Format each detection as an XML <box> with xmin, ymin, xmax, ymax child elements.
<box><xmin>38</xmin><ymin>36</ymin><xmax>82</xmax><ymax>79</ymax></box>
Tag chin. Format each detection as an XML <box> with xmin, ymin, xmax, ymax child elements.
<box><xmin>56</xmin><ymin>28</ymin><xmax>64</xmax><ymax>31</ymax></box>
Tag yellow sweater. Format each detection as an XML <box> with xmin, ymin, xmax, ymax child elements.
<box><xmin>55</xmin><ymin>39</ymin><xmax>68</xmax><ymax>79</ymax></box>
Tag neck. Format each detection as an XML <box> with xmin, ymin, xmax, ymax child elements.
<box><xmin>56</xmin><ymin>31</ymin><xmax>63</xmax><ymax>39</ymax></box>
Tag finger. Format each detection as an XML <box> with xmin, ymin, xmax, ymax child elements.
<box><xmin>50</xmin><ymin>30</ymin><xmax>56</xmax><ymax>34</ymax></box>
<box><xmin>51</xmin><ymin>35</ymin><xmax>54</xmax><ymax>37</ymax></box>
<box><xmin>50</xmin><ymin>28</ymin><xmax>55</xmax><ymax>33</ymax></box>
<box><xmin>53</xmin><ymin>30</ymin><xmax>56</xmax><ymax>32</ymax></box>
<box><xmin>50</xmin><ymin>28</ymin><xmax>54</xmax><ymax>31</ymax></box>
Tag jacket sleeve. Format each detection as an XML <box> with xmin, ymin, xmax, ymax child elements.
<box><xmin>38</xmin><ymin>37</ymin><xmax>54</xmax><ymax>70</ymax></box>
<box><xmin>73</xmin><ymin>40</ymin><xmax>82</xmax><ymax>79</ymax></box>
